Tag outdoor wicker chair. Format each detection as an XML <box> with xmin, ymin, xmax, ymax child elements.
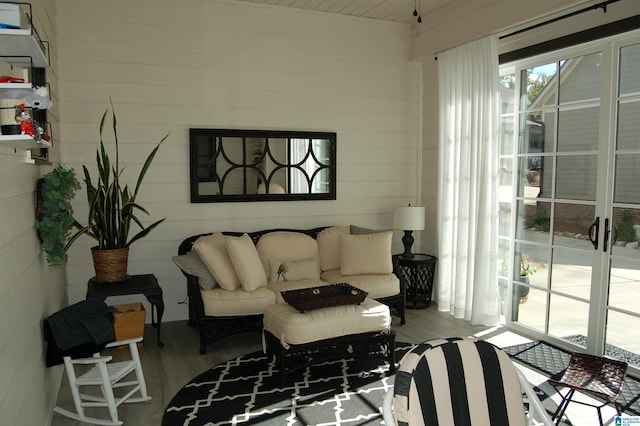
<box><xmin>548</xmin><ymin>352</ymin><xmax>628</xmax><ymax>426</ymax></box>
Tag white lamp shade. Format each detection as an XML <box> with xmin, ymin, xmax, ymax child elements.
<box><xmin>394</xmin><ymin>206</ymin><xmax>425</xmax><ymax>231</ymax></box>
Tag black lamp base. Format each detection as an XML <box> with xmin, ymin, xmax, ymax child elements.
<box><xmin>401</xmin><ymin>230</ymin><xmax>415</xmax><ymax>258</ymax></box>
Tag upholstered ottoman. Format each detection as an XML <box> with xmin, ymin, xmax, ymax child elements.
<box><xmin>263</xmin><ymin>297</ymin><xmax>396</xmax><ymax>381</ymax></box>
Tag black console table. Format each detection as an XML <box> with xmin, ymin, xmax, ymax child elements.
<box><xmin>393</xmin><ymin>254</ymin><xmax>437</xmax><ymax>309</ymax></box>
<box><xmin>86</xmin><ymin>274</ymin><xmax>165</xmax><ymax>347</ymax></box>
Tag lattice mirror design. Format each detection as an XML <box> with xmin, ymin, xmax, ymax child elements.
<box><xmin>189</xmin><ymin>129</ymin><xmax>336</xmax><ymax>202</ymax></box>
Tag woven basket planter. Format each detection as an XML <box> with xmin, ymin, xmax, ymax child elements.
<box><xmin>91</xmin><ymin>247</ymin><xmax>129</xmax><ymax>282</ymax></box>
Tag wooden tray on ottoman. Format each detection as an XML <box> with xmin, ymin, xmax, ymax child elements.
<box><xmin>282</xmin><ymin>283</ymin><xmax>367</xmax><ymax>312</ymax></box>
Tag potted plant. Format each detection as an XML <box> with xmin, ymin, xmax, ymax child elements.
<box><xmin>65</xmin><ymin>99</ymin><xmax>169</xmax><ymax>282</ymax></box>
<box><xmin>499</xmin><ymin>254</ymin><xmax>544</xmax><ymax>300</ymax></box>
<box><xmin>519</xmin><ymin>253</ymin><xmax>542</xmax><ymax>279</ymax></box>
<box><xmin>35</xmin><ymin>165</ymin><xmax>80</xmax><ymax>266</ymax></box>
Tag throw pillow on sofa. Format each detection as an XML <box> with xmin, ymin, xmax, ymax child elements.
<box><xmin>339</xmin><ymin>231</ymin><xmax>393</xmax><ymax>275</ymax></box>
<box><xmin>193</xmin><ymin>232</ymin><xmax>241</xmax><ymax>291</ymax></box>
<box><xmin>172</xmin><ymin>251</ymin><xmax>217</xmax><ymax>290</ymax></box>
<box><xmin>349</xmin><ymin>224</ymin><xmax>390</xmax><ymax>235</ymax></box>
<box><xmin>268</xmin><ymin>258</ymin><xmax>320</xmax><ymax>282</ymax></box>
<box><xmin>317</xmin><ymin>225</ymin><xmax>350</xmax><ymax>271</ymax></box>
<box><xmin>227</xmin><ymin>233</ymin><xmax>268</xmax><ymax>292</ymax></box>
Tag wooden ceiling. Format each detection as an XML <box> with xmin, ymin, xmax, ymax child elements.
<box><xmin>233</xmin><ymin>0</ymin><xmax>453</xmax><ymax>24</ymax></box>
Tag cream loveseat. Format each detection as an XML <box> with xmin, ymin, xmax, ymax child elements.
<box><xmin>175</xmin><ymin>226</ymin><xmax>405</xmax><ymax>354</ymax></box>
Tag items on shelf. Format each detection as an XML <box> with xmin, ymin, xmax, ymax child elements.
<box><xmin>0</xmin><ymin>84</ymin><xmax>52</xmax><ymax>109</ymax></box>
<box><xmin>0</xmin><ymin>1</ymin><xmax>52</xmax><ymax>162</ymax></box>
<box><xmin>0</xmin><ymin>3</ymin><xmax>20</xmax><ymax>30</ymax></box>
<box><xmin>0</xmin><ymin>75</ymin><xmax>25</xmax><ymax>83</ymax></box>
<box><xmin>16</xmin><ymin>103</ymin><xmax>49</xmax><ymax>141</ymax></box>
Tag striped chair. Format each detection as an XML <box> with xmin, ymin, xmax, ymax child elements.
<box><xmin>383</xmin><ymin>337</ymin><xmax>553</xmax><ymax>426</ymax></box>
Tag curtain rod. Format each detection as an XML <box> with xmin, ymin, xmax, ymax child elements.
<box><xmin>435</xmin><ymin>0</ymin><xmax>620</xmax><ymax>60</ymax></box>
<box><xmin>499</xmin><ymin>0</ymin><xmax>619</xmax><ymax>39</ymax></box>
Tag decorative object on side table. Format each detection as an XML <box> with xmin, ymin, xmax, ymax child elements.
<box><xmin>64</xmin><ymin>98</ymin><xmax>169</xmax><ymax>282</ymax></box>
<box><xmin>86</xmin><ymin>274</ymin><xmax>165</xmax><ymax>347</ymax></box>
<box><xmin>393</xmin><ymin>253</ymin><xmax>437</xmax><ymax>309</ymax></box>
<box><xmin>112</xmin><ymin>303</ymin><xmax>146</xmax><ymax>342</ymax></box>
<box><xmin>393</xmin><ymin>204</ymin><xmax>425</xmax><ymax>257</ymax></box>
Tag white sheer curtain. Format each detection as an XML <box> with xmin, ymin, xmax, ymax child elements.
<box><xmin>436</xmin><ymin>35</ymin><xmax>501</xmax><ymax>326</ymax></box>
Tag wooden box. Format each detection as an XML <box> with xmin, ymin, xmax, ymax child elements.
<box><xmin>112</xmin><ymin>303</ymin><xmax>145</xmax><ymax>342</ymax></box>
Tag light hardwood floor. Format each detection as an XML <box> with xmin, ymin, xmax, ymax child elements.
<box><xmin>49</xmin><ymin>307</ymin><xmax>504</xmax><ymax>426</ymax></box>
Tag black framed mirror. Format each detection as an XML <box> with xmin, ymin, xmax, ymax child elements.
<box><xmin>189</xmin><ymin>129</ymin><xmax>336</xmax><ymax>203</ymax></box>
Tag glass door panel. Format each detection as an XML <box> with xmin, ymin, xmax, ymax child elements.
<box><xmin>548</xmin><ymin>295</ymin><xmax>589</xmax><ymax>344</ymax></box>
<box><xmin>511</xmin><ymin>49</ymin><xmax>602</xmax><ymax>345</ymax></box>
<box><xmin>559</xmin><ymin>52</ymin><xmax>602</xmax><ymax>103</ymax></box>
<box><xmin>608</xmin><ymin>256</ymin><xmax>640</xmax><ymax>311</ymax></box>
<box><xmin>606</xmin><ymin>311</ymin><xmax>640</xmax><ymax>360</ymax></box>
<box><xmin>549</xmin><ymin>247</ymin><xmax>592</xmax><ymax>297</ymax></box>
<box><xmin>603</xmin><ymin>41</ymin><xmax>640</xmax><ymax>364</ymax></box>
<box><xmin>613</xmin><ymin>154</ymin><xmax>640</xmax><ymax>204</ymax></box>
<box><xmin>515</xmin><ymin>287</ymin><xmax>547</xmax><ymax>331</ymax></box>
<box><xmin>552</xmin><ymin>203</ymin><xmax>595</xmax><ymax>250</ymax></box>
<box><xmin>555</xmin><ymin>155</ymin><xmax>598</xmax><ymax>200</ymax></box>
<box><xmin>503</xmin><ymin>34</ymin><xmax>640</xmax><ymax>371</ymax></box>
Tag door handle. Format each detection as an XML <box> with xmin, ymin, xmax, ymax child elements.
<box><xmin>589</xmin><ymin>217</ymin><xmax>599</xmax><ymax>250</ymax></box>
<box><xmin>603</xmin><ymin>218</ymin><xmax>610</xmax><ymax>253</ymax></box>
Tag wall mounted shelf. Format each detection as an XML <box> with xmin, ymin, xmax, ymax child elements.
<box><xmin>0</xmin><ymin>134</ymin><xmax>51</xmax><ymax>149</ymax></box>
<box><xmin>0</xmin><ymin>82</ymin><xmax>32</xmax><ymax>90</ymax></box>
<box><xmin>0</xmin><ymin>27</ymin><xmax>49</xmax><ymax>67</ymax></box>
<box><xmin>0</xmin><ymin>3</ymin><xmax>51</xmax><ymax>164</ymax></box>
<box><xmin>0</xmin><ymin>2</ymin><xmax>49</xmax><ymax>67</ymax></box>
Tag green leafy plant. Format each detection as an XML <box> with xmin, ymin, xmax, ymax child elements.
<box><xmin>36</xmin><ymin>165</ymin><xmax>80</xmax><ymax>265</ymax></box>
<box><xmin>65</xmin><ymin>99</ymin><xmax>169</xmax><ymax>251</ymax></box>
<box><xmin>530</xmin><ymin>204</ymin><xmax>550</xmax><ymax>232</ymax></box>
<box><xmin>520</xmin><ymin>253</ymin><xmax>545</xmax><ymax>276</ymax></box>
<box><xmin>499</xmin><ymin>253</ymin><xmax>545</xmax><ymax>277</ymax></box>
<box><xmin>616</xmin><ymin>211</ymin><xmax>637</xmax><ymax>243</ymax></box>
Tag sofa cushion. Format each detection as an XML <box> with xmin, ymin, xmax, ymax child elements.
<box><xmin>193</xmin><ymin>232</ymin><xmax>240</xmax><ymax>291</ymax></box>
<box><xmin>321</xmin><ymin>269</ymin><xmax>400</xmax><ymax>299</ymax></box>
<box><xmin>263</xmin><ymin>297</ymin><xmax>391</xmax><ymax>345</ymax></box>
<box><xmin>267</xmin><ymin>278</ymin><xmax>328</xmax><ymax>304</ymax></box>
<box><xmin>350</xmin><ymin>225</ymin><xmax>389</xmax><ymax>235</ymax></box>
<box><xmin>172</xmin><ymin>251</ymin><xmax>217</xmax><ymax>290</ymax></box>
<box><xmin>201</xmin><ymin>287</ymin><xmax>276</xmax><ymax>317</ymax></box>
<box><xmin>268</xmin><ymin>258</ymin><xmax>320</xmax><ymax>282</ymax></box>
<box><xmin>339</xmin><ymin>231</ymin><xmax>393</xmax><ymax>275</ymax></box>
<box><xmin>227</xmin><ymin>233</ymin><xmax>268</xmax><ymax>292</ymax></box>
<box><xmin>316</xmin><ymin>225</ymin><xmax>350</xmax><ymax>271</ymax></box>
<box><xmin>256</xmin><ymin>232</ymin><xmax>319</xmax><ymax>278</ymax></box>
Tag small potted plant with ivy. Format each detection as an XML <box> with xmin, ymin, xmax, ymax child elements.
<box><xmin>35</xmin><ymin>165</ymin><xmax>80</xmax><ymax>266</ymax></box>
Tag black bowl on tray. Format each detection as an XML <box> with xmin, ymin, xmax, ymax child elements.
<box><xmin>282</xmin><ymin>283</ymin><xmax>368</xmax><ymax>312</ymax></box>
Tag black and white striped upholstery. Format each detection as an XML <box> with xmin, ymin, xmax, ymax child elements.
<box><xmin>390</xmin><ymin>338</ymin><xmax>528</xmax><ymax>426</ymax></box>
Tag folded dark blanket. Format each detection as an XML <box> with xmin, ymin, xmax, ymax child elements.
<box><xmin>44</xmin><ymin>299</ymin><xmax>115</xmax><ymax>367</ymax></box>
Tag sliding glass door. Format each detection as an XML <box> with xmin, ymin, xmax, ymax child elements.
<box><xmin>499</xmin><ymin>31</ymin><xmax>640</xmax><ymax>369</ymax></box>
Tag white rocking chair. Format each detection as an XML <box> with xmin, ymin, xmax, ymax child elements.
<box><xmin>53</xmin><ymin>337</ymin><xmax>151</xmax><ymax>426</ymax></box>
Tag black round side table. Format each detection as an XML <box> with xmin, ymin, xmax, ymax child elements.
<box><xmin>393</xmin><ymin>254</ymin><xmax>437</xmax><ymax>309</ymax></box>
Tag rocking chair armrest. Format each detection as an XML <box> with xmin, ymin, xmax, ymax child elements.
<box><xmin>70</xmin><ymin>355</ymin><xmax>113</xmax><ymax>365</ymax></box>
<box><xmin>515</xmin><ymin>367</ymin><xmax>554</xmax><ymax>426</ymax></box>
<box><xmin>105</xmin><ymin>336</ymin><xmax>143</xmax><ymax>348</ymax></box>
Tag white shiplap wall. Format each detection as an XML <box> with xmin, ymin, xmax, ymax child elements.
<box><xmin>57</xmin><ymin>0</ymin><xmax>421</xmax><ymax>322</ymax></box>
<box><xmin>0</xmin><ymin>1</ymin><xmax>66</xmax><ymax>425</ymax></box>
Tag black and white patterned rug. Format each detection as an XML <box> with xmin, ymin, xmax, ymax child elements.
<box><xmin>163</xmin><ymin>338</ymin><xmax>640</xmax><ymax>425</ymax></box>
<box><xmin>162</xmin><ymin>342</ymin><xmax>416</xmax><ymax>426</ymax></box>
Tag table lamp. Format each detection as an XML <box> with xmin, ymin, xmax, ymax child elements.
<box><xmin>394</xmin><ymin>205</ymin><xmax>425</xmax><ymax>258</ymax></box>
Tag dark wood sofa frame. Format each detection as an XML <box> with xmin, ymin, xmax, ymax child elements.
<box><xmin>178</xmin><ymin>226</ymin><xmax>406</xmax><ymax>354</ymax></box>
